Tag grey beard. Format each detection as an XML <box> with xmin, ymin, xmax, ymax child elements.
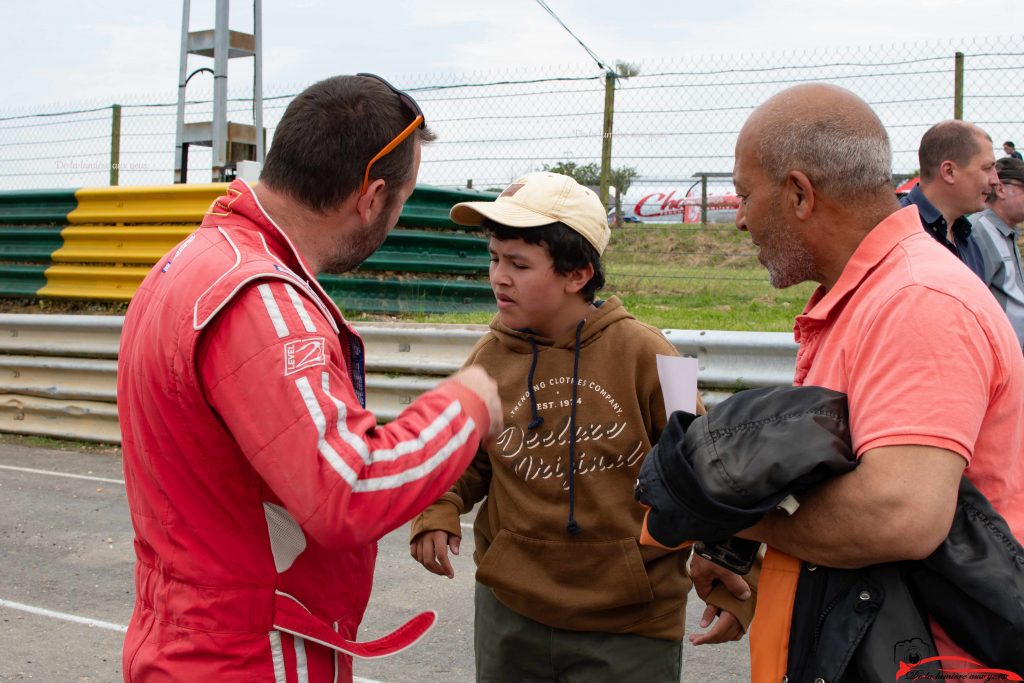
<box><xmin>766</xmin><ymin>245</ymin><xmax>817</xmax><ymax>289</ymax></box>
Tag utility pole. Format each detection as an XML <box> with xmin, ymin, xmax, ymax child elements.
<box><xmin>598</xmin><ymin>70</ymin><xmax>616</xmax><ymax>209</ymax></box>
<box><xmin>109</xmin><ymin>104</ymin><xmax>122</xmax><ymax>186</ymax></box>
<box><xmin>953</xmin><ymin>51</ymin><xmax>965</xmax><ymax>120</ymax></box>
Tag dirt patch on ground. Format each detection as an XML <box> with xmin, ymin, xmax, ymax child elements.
<box><xmin>0</xmin><ymin>432</ymin><xmax>121</xmax><ymax>454</ymax></box>
<box><xmin>0</xmin><ymin>298</ymin><xmax>128</xmax><ymax>316</ymax></box>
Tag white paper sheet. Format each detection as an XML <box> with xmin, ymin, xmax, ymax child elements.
<box><xmin>656</xmin><ymin>354</ymin><xmax>699</xmax><ymax>419</ymax></box>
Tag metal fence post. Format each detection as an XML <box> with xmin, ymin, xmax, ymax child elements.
<box><xmin>954</xmin><ymin>51</ymin><xmax>965</xmax><ymax>120</ymax></box>
<box><xmin>700</xmin><ymin>174</ymin><xmax>708</xmax><ymax>225</ymax></box>
<box><xmin>109</xmin><ymin>104</ymin><xmax>122</xmax><ymax>186</ymax></box>
<box><xmin>598</xmin><ymin>70</ymin><xmax>615</xmax><ymax>208</ymax></box>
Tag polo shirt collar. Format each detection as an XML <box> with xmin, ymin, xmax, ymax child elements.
<box><xmin>979</xmin><ymin>208</ymin><xmax>1017</xmax><ymax>238</ymax></box>
<box><xmin>795</xmin><ymin>206</ymin><xmax>922</xmax><ymax>334</ymax></box>
<box><xmin>908</xmin><ymin>184</ymin><xmax>942</xmax><ymax>224</ymax></box>
<box><xmin>907</xmin><ymin>184</ymin><xmax>974</xmax><ymax>244</ymax></box>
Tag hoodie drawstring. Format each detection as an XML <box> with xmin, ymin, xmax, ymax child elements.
<box><xmin>565</xmin><ymin>320</ymin><xmax>585</xmax><ymax>535</ymax></box>
<box><xmin>526</xmin><ymin>337</ymin><xmax>544</xmax><ymax>430</ymax></box>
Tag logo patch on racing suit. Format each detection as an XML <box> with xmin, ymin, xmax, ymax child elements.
<box><xmin>284</xmin><ymin>337</ymin><xmax>326</xmax><ymax>375</ymax></box>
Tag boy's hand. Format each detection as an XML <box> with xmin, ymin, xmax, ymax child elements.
<box><xmin>410</xmin><ymin>530</ymin><xmax>461</xmax><ymax>579</ymax></box>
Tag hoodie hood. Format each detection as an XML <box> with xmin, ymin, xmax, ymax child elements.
<box><xmin>487</xmin><ymin>295</ymin><xmax>633</xmax><ymax>353</ymax></box>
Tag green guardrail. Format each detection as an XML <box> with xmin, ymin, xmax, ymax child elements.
<box><xmin>0</xmin><ymin>189</ymin><xmax>78</xmax><ymax>225</ymax></box>
<box><xmin>0</xmin><ymin>227</ymin><xmax>64</xmax><ymax>261</ymax></box>
<box><xmin>0</xmin><ymin>226</ymin><xmax>488</xmax><ymax>273</ymax></box>
<box><xmin>0</xmin><ymin>185</ymin><xmax>498</xmax><ymax>230</ymax></box>
<box><xmin>318</xmin><ymin>275</ymin><xmax>494</xmax><ymax>314</ymax></box>
<box><xmin>401</xmin><ymin>185</ymin><xmax>496</xmax><ymax>229</ymax></box>
<box><xmin>362</xmin><ymin>229</ymin><xmax>489</xmax><ymax>273</ymax></box>
<box><xmin>0</xmin><ymin>264</ymin><xmax>49</xmax><ymax>298</ymax></box>
<box><xmin>0</xmin><ymin>184</ymin><xmax>499</xmax><ymax>314</ymax></box>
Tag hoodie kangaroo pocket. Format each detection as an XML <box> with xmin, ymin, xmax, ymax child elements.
<box><xmin>476</xmin><ymin>529</ymin><xmax>654</xmax><ymax>611</ymax></box>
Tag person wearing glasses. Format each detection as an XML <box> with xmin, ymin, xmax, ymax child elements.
<box><xmin>971</xmin><ymin>156</ymin><xmax>1024</xmax><ymax>350</ymax></box>
<box><xmin>117</xmin><ymin>74</ymin><xmax>503</xmax><ymax>683</ymax></box>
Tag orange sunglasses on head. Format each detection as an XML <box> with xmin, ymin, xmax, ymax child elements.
<box><xmin>357</xmin><ymin>73</ymin><xmax>426</xmax><ymax>196</ymax></box>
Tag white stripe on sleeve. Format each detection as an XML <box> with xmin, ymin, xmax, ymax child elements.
<box><xmin>295</xmin><ymin>376</ymin><xmax>360</xmax><ymax>487</ymax></box>
<box><xmin>285</xmin><ymin>284</ymin><xmax>318</xmax><ymax>333</ymax></box>
<box><xmin>259</xmin><ymin>283</ymin><xmax>290</xmax><ymax>338</ymax></box>
<box><xmin>318</xmin><ymin>373</ymin><xmax>467</xmax><ymax>465</ymax></box>
<box><xmin>319</xmin><ymin>374</ymin><xmax>373</xmax><ymax>465</ymax></box>
<box><xmin>354</xmin><ymin>419</ymin><xmax>476</xmax><ymax>492</ymax></box>
<box><xmin>365</xmin><ymin>401</ymin><xmax>465</xmax><ymax>463</ymax></box>
<box><xmin>294</xmin><ymin>372</ymin><xmax>478</xmax><ymax>492</ymax></box>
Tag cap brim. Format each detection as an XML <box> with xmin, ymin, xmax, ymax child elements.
<box><xmin>450</xmin><ymin>200</ymin><xmax>559</xmax><ymax>228</ymax></box>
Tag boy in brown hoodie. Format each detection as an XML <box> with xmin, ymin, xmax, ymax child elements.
<box><xmin>410</xmin><ymin>172</ymin><xmax>740</xmax><ymax>681</ymax></box>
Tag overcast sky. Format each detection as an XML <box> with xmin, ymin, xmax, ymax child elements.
<box><xmin>2</xmin><ymin>0</ymin><xmax>1021</xmax><ymax>111</ymax></box>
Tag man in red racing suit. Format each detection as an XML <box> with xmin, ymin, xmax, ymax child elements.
<box><xmin>117</xmin><ymin>74</ymin><xmax>501</xmax><ymax>682</ymax></box>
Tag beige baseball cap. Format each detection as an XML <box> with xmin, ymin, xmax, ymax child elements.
<box><xmin>450</xmin><ymin>171</ymin><xmax>610</xmax><ymax>255</ymax></box>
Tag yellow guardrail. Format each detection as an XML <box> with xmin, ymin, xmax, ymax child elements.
<box><xmin>53</xmin><ymin>225</ymin><xmax>195</xmax><ymax>264</ymax></box>
<box><xmin>38</xmin><ymin>265</ymin><xmax>153</xmax><ymax>301</ymax></box>
<box><xmin>67</xmin><ymin>184</ymin><xmax>226</xmax><ymax>224</ymax></box>
<box><xmin>3</xmin><ymin>184</ymin><xmax>497</xmax><ymax>309</ymax></box>
<box><xmin>53</xmin><ymin>185</ymin><xmax>223</xmax><ymax>299</ymax></box>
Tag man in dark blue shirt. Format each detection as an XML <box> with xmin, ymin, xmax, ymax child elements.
<box><xmin>901</xmin><ymin>120</ymin><xmax>999</xmax><ymax>280</ymax></box>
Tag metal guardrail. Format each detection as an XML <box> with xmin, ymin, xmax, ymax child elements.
<box><xmin>0</xmin><ymin>315</ymin><xmax>123</xmax><ymax>357</ymax></box>
<box><xmin>0</xmin><ymin>315</ymin><xmax>797</xmax><ymax>443</ymax></box>
<box><xmin>0</xmin><ymin>183</ymin><xmax>497</xmax><ymax>230</ymax></box>
<box><xmin>662</xmin><ymin>328</ymin><xmax>798</xmax><ymax>404</ymax></box>
<box><xmin>0</xmin><ymin>184</ymin><xmax>495</xmax><ymax>311</ymax></box>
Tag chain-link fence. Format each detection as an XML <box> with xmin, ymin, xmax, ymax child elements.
<box><xmin>4</xmin><ymin>35</ymin><xmax>1019</xmax><ymax>192</ymax></box>
<box><xmin>0</xmin><ymin>91</ymin><xmax>286</xmax><ymax>189</ymax></box>
<box><xmin>2</xmin><ymin>36</ymin><xmax>1021</xmax><ymax>192</ymax></box>
<box><xmin>1</xmin><ymin>36</ymin><xmax>1021</xmax><ymax>322</ymax></box>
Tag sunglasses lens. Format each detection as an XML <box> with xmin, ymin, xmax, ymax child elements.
<box><xmin>357</xmin><ymin>73</ymin><xmax>424</xmax><ymax>127</ymax></box>
<box><xmin>399</xmin><ymin>94</ymin><xmax>424</xmax><ymax>126</ymax></box>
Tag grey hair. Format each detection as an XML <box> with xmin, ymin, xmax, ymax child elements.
<box><xmin>757</xmin><ymin>115</ymin><xmax>893</xmax><ymax>201</ymax></box>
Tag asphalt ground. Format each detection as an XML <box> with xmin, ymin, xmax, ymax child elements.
<box><xmin>0</xmin><ymin>439</ymin><xmax>750</xmax><ymax>682</ymax></box>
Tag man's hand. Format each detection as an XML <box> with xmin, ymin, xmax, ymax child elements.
<box><xmin>690</xmin><ymin>553</ymin><xmax>751</xmax><ymax>601</ymax></box>
<box><xmin>688</xmin><ymin>553</ymin><xmax>749</xmax><ymax>645</ymax></box>
<box><xmin>446</xmin><ymin>365</ymin><xmax>503</xmax><ymax>444</ymax></box>
<box><xmin>410</xmin><ymin>530</ymin><xmax>461</xmax><ymax>579</ymax></box>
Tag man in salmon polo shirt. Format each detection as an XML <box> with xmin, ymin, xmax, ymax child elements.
<box><xmin>689</xmin><ymin>83</ymin><xmax>1024</xmax><ymax>679</ymax></box>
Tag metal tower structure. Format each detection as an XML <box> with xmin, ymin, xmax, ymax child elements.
<box><xmin>174</xmin><ymin>0</ymin><xmax>264</xmax><ymax>183</ymax></box>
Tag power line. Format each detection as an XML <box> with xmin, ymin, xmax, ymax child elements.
<box><xmin>533</xmin><ymin>0</ymin><xmax>610</xmax><ymax>72</ymax></box>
